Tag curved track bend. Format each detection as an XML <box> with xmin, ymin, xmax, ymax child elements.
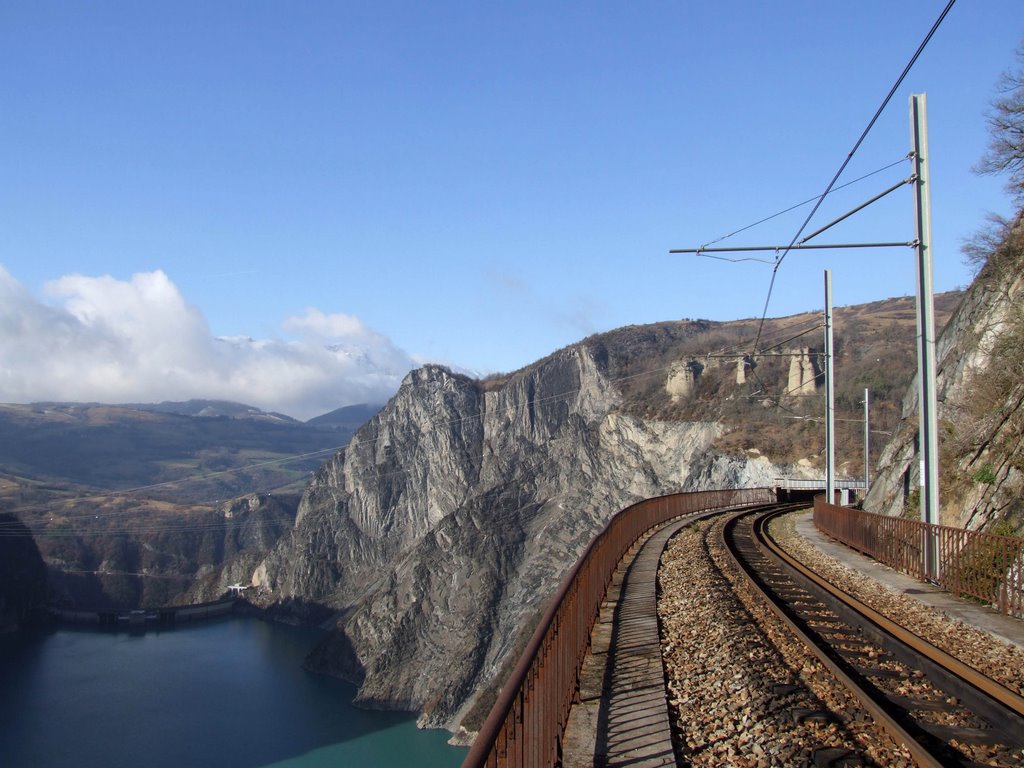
<box><xmin>721</xmin><ymin>505</ymin><xmax>1024</xmax><ymax>767</ymax></box>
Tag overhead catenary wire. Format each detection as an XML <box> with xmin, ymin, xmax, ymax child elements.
<box><xmin>746</xmin><ymin>0</ymin><xmax>957</xmax><ymax>354</ymax></box>
<box><xmin>6</xmin><ymin>327</ymin><xmax>862</xmax><ymax>537</ymax></box>
<box><xmin>2</xmin><ymin>366</ymin><xmax>672</xmax><ymax>531</ymax></box>
<box><xmin>758</xmin><ymin>322</ymin><xmax>824</xmax><ymax>354</ymax></box>
<box><xmin>747</xmin><ymin>363</ymin><xmax>822</xmax><ymax>419</ymax></box>
<box><xmin>698</xmin><ymin>156</ymin><xmax>911</xmax><ymax>250</ymax></box>
<box><xmin>0</xmin><ymin>355</ymin><xmax>818</xmax><ymax>538</ymax></box>
<box><xmin>698</xmin><ymin>312</ymin><xmax>824</xmax><ymax>361</ymax></box>
<box><xmin>797</xmin><ymin>175</ymin><xmax>916</xmax><ymax>245</ymax></box>
<box><xmin>662</xmin><ymin>1</ymin><xmax>957</xmax><ymax>438</ymax></box>
<box><xmin>7</xmin><ymin>376</ymin><xmax>612</xmax><ymax>520</ymax></box>
<box><xmin>680</xmin><ymin>166</ymin><xmax>917</xmax><ymax>262</ymax></box>
<box><xmin>4</xmin><ymin>427</ymin><xmax>597</xmax><ymax>538</ymax></box>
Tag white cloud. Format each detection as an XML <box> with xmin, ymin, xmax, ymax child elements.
<box><xmin>0</xmin><ymin>266</ymin><xmax>416</xmax><ymax>420</ymax></box>
<box><xmin>283</xmin><ymin>308</ymin><xmax>369</xmax><ymax>339</ymax></box>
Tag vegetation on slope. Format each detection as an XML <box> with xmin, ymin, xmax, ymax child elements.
<box><xmin>0</xmin><ymin>402</ymin><xmax>366</xmax><ymax>609</ymax></box>
<box><xmin>581</xmin><ymin>295</ymin><xmax>961</xmax><ymax>474</ymax></box>
<box><xmin>940</xmin><ymin>43</ymin><xmax>1024</xmax><ymax>532</ymax></box>
<box><xmin>939</xmin><ymin>215</ymin><xmax>1024</xmax><ymax>531</ymax></box>
<box><xmin>870</xmin><ymin>44</ymin><xmax>1024</xmax><ymax>533</ymax></box>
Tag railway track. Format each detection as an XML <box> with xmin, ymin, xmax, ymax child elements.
<box><xmin>722</xmin><ymin>505</ymin><xmax>1024</xmax><ymax>767</ymax></box>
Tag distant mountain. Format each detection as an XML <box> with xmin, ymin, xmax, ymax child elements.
<box><xmin>305</xmin><ymin>403</ymin><xmax>382</xmax><ymax>431</ymax></box>
<box><xmin>0</xmin><ymin>400</ymin><xmax>359</xmax><ymax>611</ymax></box>
<box><xmin>124</xmin><ymin>399</ymin><xmax>299</xmax><ymax>422</ymax></box>
<box><xmin>0</xmin><ymin>402</ymin><xmax>340</xmax><ymax>493</ymax></box>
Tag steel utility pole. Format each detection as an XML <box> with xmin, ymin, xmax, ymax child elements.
<box><xmin>824</xmin><ymin>269</ymin><xmax>835</xmax><ymax>505</ymax></box>
<box><xmin>863</xmin><ymin>387</ymin><xmax>871</xmax><ymax>493</ymax></box>
<box><xmin>911</xmin><ymin>94</ymin><xmax>939</xmax><ymax>579</ymax></box>
<box><xmin>913</xmin><ymin>93</ymin><xmax>937</xmax><ymax>577</ymax></box>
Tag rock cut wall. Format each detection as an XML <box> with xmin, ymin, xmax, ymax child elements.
<box><xmin>865</xmin><ymin>218</ymin><xmax>1024</xmax><ymax>532</ymax></box>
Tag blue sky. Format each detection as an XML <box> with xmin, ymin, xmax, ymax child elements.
<box><xmin>1</xmin><ymin>1</ymin><xmax>1021</xmax><ymax>419</ymax></box>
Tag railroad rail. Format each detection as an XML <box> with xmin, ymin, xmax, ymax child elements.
<box><xmin>461</xmin><ymin>487</ymin><xmax>775</xmax><ymax>768</ymax></box>
<box><xmin>723</xmin><ymin>505</ymin><xmax>1024</xmax><ymax>767</ymax></box>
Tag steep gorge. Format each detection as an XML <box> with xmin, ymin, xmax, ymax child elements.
<box><xmin>250</xmin><ymin>301</ymin><xmax>935</xmax><ymax>731</ymax></box>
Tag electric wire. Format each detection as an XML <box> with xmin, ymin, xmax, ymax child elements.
<box><xmin>4</xmin><ymin>16</ymin><xmax>954</xmax><ymax>543</ymax></box>
<box><xmin>0</xmin><ymin>338</ymin><xmax>816</xmax><ymax>534</ymax></box>
<box><xmin>9</xmin><ymin>323</ymin><xmax>810</xmax><ymax>525</ymax></box>
<box><xmin>0</xmin><ymin>348</ymin><xmax>795</xmax><ymax>538</ymax></box>
<box><xmin>6</xmin><ymin>428</ymin><xmax>596</xmax><ymax>539</ymax></box>
<box><xmin>696</xmin><ymin>313</ymin><xmax>824</xmax><ymax>361</ymax></box>
<box><xmin>6</xmin><ymin>376</ymin><xmax>611</xmax><ymax>519</ymax></box>
<box><xmin>759</xmin><ymin>322</ymin><xmax>824</xmax><ymax>354</ymax></box>
<box><xmin>699</xmin><ymin>157</ymin><xmax>909</xmax><ymax>250</ymax></box>
<box><xmin>750</xmin><ymin>0</ymin><xmax>957</xmax><ymax>354</ymax></box>
<box><xmin>1</xmin><ymin>364</ymin><xmax>675</xmax><ymax>532</ymax></box>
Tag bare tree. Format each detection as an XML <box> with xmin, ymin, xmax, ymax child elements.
<box><xmin>975</xmin><ymin>42</ymin><xmax>1024</xmax><ymax>202</ymax></box>
<box><xmin>962</xmin><ymin>212</ymin><xmax>1012</xmax><ymax>272</ymax></box>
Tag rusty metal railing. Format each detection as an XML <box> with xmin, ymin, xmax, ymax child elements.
<box><xmin>461</xmin><ymin>487</ymin><xmax>776</xmax><ymax>768</ymax></box>
<box><xmin>814</xmin><ymin>499</ymin><xmax>1024</xmax><ymax>618</ymax></box>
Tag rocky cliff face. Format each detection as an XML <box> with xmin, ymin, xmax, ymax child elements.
<box><xmin>250</xmin><ymin>290</ymin><xmax>951</xmax><ymax>733</ymax></box>
<box><xmin>44</xmin><ymin>491</ymin><xmax>299</xmax><ymax>611</ymax></box>
<box><xmin>0</xmin><ymin>513</ymin><xmax>48</xmax><ymax>631</ymax></box>
<box><xmin>253</xmin><ymin>345</ymin><xmax>790</xmax><ymax>730</ymax></box>
<box><xmin>181</xmin><ymin>493</ymin><xmax>300</xmax><ymax>604</ymax></box>
<box><xmin>865</xmin><ymin>216</ymin><xmax>1024</xmax><ymax>532</ymax></box>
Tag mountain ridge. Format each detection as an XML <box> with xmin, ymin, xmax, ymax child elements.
<box><xmin>247</xmin><ymin>292</ymin><xmax>963</xmax><ymax>732</ymax></box>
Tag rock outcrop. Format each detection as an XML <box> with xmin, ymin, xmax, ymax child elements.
<box><xmin>41</xmin><ymin>491</ymin><xmax>299</xmax><ymax>611</ymax></box>
<box><xmin>182</xmin><ymin>493</ymin><xmax>299</xmax><ymax>603</ymax></box>
<box><xmin>786</xmin><ymin>348</ymin><xmax>820</xmax><ymax>396</ymax></box>
<box><xmin>865</xmin><ymin>216</ymin><xmax>1024</xmax><ymax>532</ymax></box>
<box><xmin>666</xmin><ymin>360</ymin><xmax>704</xmax><ymax>402</ymax></box>
<box><xmin>254</xmin><ymin>346</ymin><xmax>789</xmax><ymax>729</ymax></box>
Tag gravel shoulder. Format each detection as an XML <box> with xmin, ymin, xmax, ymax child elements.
<box><xmin>658</xmin><ymin>508</ymin><xmax>1024</xmax><ymax>767</ymax></box>
<box><xmin>770</xmin><ymin>510</ymin><xmax>1024</xmax><ymax>697</ymax></box>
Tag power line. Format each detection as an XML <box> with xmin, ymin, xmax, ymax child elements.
<box><xmin>697</xmin><ymin>312</ymin><xmax>824</xmax><ymax>361</ymax></box>
<box><xmin>699</xmin><ymin>157</ymin><xmax>909</xmax><ymax>250</ymax></box>
<box><xmin>14</xmin><ymin>318</ymin><xmax>815</xmax><ymax>520</ymax></box>
<box><xmin>760</xmin><ymin>322</ymin><xmax>823</xmax><ymax>354</ymax></box>
<box><xmin>0</xmin><ymin>323</ymin><xmax>827</xmax><ymax>537</ymax></box>
<box><xmin>750</xmin><ymin>0</ymin><xmax>958</xmax><ymax>353</ymax></box>
<box><xmin>3</xmin><ymin>363</ymin><xmax>673</xmax><ymax>529</ymax></box>
<box><xmin>2</xmin><ymin>427</ymin><xmax>602</xmax><ymax>538</ymax></box>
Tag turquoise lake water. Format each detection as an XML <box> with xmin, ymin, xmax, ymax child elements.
<box><xmin>0</xmin><ymin>618</ymin><xmax>466</xmax><ymax>768</ymax></box>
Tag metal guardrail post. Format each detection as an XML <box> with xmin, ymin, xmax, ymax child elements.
<box><xmin>813</xmin><ymin>498</ymin><xmax>1023</xmax><ymax>619</ymax></box>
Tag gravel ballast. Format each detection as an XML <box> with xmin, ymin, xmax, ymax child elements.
<box><xmin>658</xmin><ymin>509</ymin><xmax>1024</xmax><ymax>766</ymax></box>
<box><xmin>769</xmin><ymin>511</ymin><xmax>1024</xmax><ymax>697</ymax></box>
<box><xmin>658</xmin><ymin>516</ymin><xmax>913</xmax><ymax>767</ymax></box>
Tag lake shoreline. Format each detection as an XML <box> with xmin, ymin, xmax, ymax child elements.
<box><xmin>0</xmin><ymin>616</ymin><xmax>466</xmax><ymax>768</ymax></box>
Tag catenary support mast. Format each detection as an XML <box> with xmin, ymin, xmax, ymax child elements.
<box><xmin>863</xmin><ymin>387</ymin><xmax>870</xmax><ymax>491</ymax></box>
<box><xmin>824</xmin><ymin>269</ymin><xmax>835</xmax><ymax>504</ymax></box>
<box><xmin>911</xmin><ymin>93</ymin><xmax>939</xmax><ymax>579</ymax></box>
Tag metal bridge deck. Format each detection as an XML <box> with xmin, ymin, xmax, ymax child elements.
<box><xmin>561</xmin><ymin>517</ymin><xmax>690</xmax><ymax>767</ymax></box>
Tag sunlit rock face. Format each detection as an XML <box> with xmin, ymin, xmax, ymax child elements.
<box><xmin>255</xmin><ymin>346</ymin><xmax>788</xmax><ymax>730</ymax></box>
<box><xmin>865</xmin><ymin>222</ymin><xmax>1024</xmax><ymax>533</ymax></box>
